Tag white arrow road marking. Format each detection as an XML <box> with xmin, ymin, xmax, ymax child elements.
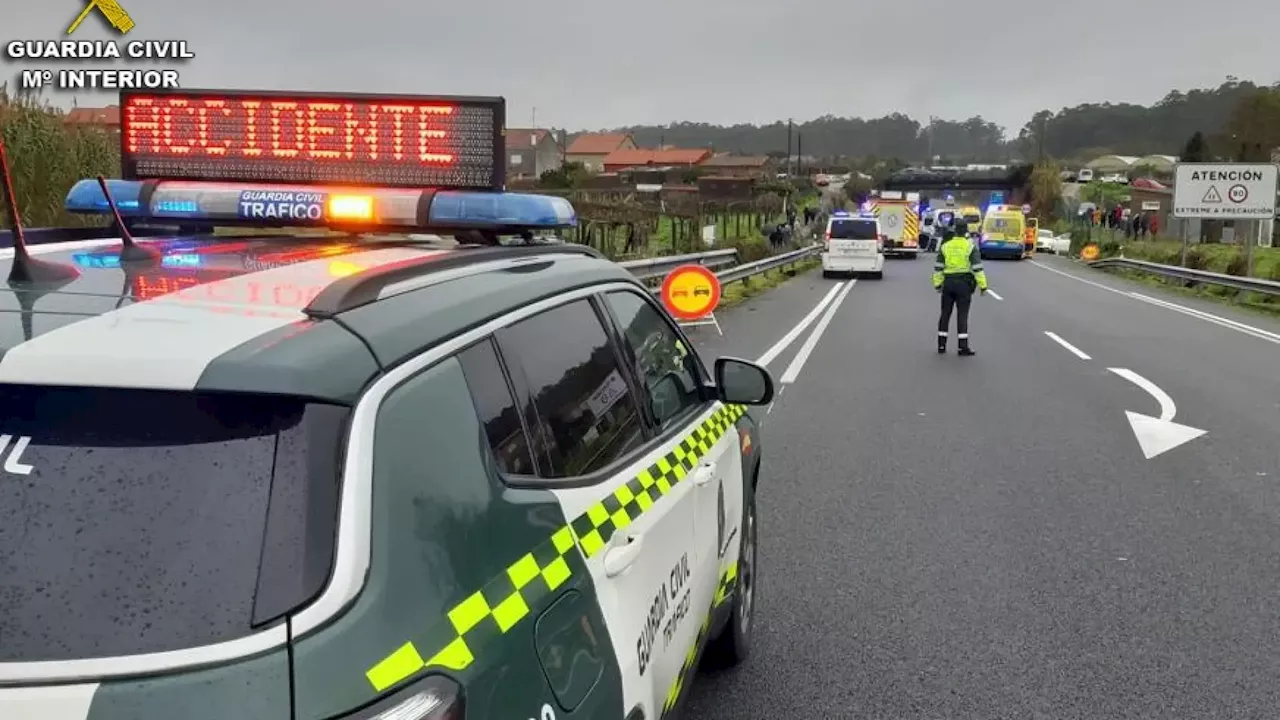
<box><xmin>1108</xmin><ymin>367</ymin><xmax>1207</xmax><ymax>459</ymax></box>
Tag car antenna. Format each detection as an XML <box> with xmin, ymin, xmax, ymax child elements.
<box><xmin>97</xmin><ymin>175</ymin><xmax>160</xmax><ymax>261</ymax></box>
<box><xmin>0</xmin><ymin>139</ymin><xmax>80</xmax><ymax>284</ymax></box>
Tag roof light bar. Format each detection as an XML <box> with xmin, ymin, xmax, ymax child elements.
<box><xmin>64</xmin><ymin>179</ymin><xmax>577</xmax><ymax>231</ymax></box>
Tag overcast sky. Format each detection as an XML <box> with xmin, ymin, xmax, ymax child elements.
<box><xmin>3</xmin><ymin>0</ymin><xmax>1276</xmax><ymax>137</ymax></box>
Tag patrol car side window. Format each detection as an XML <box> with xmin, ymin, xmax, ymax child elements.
<box><xmin>500</xmin><ymin>299</ymin><xmax>646</xmax><ymax>478</ymax></box>
<box><xmin>458</xmin><ymin>338</ymin><xmax>537</xmax><ymax>475</ymax></box>
<box><xmin>603</xmin><ymin>291</ymin><xmax>706</xmax><ymax>428</ymax></box>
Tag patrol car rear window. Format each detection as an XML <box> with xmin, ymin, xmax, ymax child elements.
<box><xmin>0</xmin><ymin>386</ymin><xmax>328</xmax><ymax>662</ymax></box>
<box><xmin>828</xmin><ymin>219</ymin><xmax>878</xmax><ymax>240</ymax></box>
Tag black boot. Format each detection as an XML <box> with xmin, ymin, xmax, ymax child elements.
<box><xmin>958</xmin><ymin>337</ymin><xmax>975</xmax><ymax>356</ymax></box>
<box><xmin>937</xmin><ymin>334</ymin><xmax>947</xmax><ymax>354</ymax></box>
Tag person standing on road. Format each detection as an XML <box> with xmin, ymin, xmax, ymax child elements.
<box><xmin>932</xmin><ymin>221</ymin><xmax>989</xmax><ymax>356</ymax></box>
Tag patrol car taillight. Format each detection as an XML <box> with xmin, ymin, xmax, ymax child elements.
<box><xmin>342</xmin><ymin>675</ymin><xmax>464</xmax><ymax>720</ymax></box>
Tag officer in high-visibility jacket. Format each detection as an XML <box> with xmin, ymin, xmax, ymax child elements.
<box><xmin>932</xmin><ymin>220</ymin><xmax>989</xmax><ymax>356</ymax></box>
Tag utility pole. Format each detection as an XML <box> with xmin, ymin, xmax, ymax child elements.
<box><xmin>926</xmin><ymin>115</ymin><xmax>936</xmax><ymax>166</ymax></box>
<box><xmin>786</xmin><ymin>118</ymin><xmax>793</xmax><ymax>176</ymax></box>
<box><xmin>532</xmin><ymin>107</ymin><xmax>537</xmax><ymax>130</ymax></box>
<box><xmin>796</xmin><ymin>133</ymin><xmax>803</xmax><ymax>176</ymax></box>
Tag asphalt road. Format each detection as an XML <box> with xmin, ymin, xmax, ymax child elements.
<box><xmin>682</xmin><ymin>252</ymin><xmax>1280</xmax><ymax>719</ymax></box>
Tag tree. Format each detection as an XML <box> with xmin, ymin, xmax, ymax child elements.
<box><xmin>1223</xmin><ymin>87</ymin><xmax>1280</xmax><ymax>162</ymax></box>
<box><xmin>1018</xmin><ymin>110</ymin><xmax>1053</xmax><ymax>161</ymax></box>
<box><xmin>1180</xmin><ymin>130</ymin><xmax>1208</xmax><ymax>161</ymax></box>
<box><xmin>1026</xmin><ymin>162</ymin><xmax>1063</xmax><ymax>220</ymax></box>
<box><xmin>538</xmin><ymin>161</ymin><xmax>588</xmax><ymax>189</ymax></box>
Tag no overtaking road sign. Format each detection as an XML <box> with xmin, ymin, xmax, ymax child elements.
<box><xmin>1173</xmin><ymin>162</ymin><xmax>1278</xmax><ymax>219</ymax></box>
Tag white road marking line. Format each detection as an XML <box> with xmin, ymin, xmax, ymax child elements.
<box><xmin>1029</xmin><ymin>259</ymin><xmax>1280</xmax><ymax>345</ymax></box>
<box><xmin>755</xmin><ymin>282</ymin><xmax>844</xmax><ymax>366</ymax></box>
<box><xmin>985</xmin><ymin>289</ymin><xmax>1004</xmax><ymax>300</ymax></box>
<box><xmin>1044</xmin><ymin>331</ymin><xmax>1091</xmax><ymax>360</ymax></box>
<box><xmin>780</xmin><ymin>280</ymin><xmax>855</xmax><ymax>384</ymax></box>
<box><xmin>1028</xmin><ymin>259</ymin><xmax>1127</xmax><ymax>295</ymax></box>
<box><xmin>1129</xmin><ymin>292</ymin><xmax>1280</xmax><ymax>345</ymax></box>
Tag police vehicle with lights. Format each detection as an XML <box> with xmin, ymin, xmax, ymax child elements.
<box><xmin>821</xmin><ymin>209</ymin><xmax>884</xmax><ymax>279</ymax></box>
<box><xmin>0</xmin><ymin>89</ymin><xmax>773</xmax><ymax>720</ymax></box>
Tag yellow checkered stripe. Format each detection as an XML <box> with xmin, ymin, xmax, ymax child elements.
<box><xmin>364</xmin><ymin>403</ymin><xmax>748</xmax><ymax>693</ymax></box>
<box><xmin>904</xmin><ymin>208</ymin><xmax>919</xmax><ymax>246</ymax></box>
<box><xmin>661</xmin><ymin>561</ymin><xmax>739</xmax><ymax>715</ymax></box>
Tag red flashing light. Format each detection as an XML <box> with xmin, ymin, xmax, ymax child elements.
<box><xmin>120</xmin><ymin>90</ymin><xmax>503</xmax><ymax>190</ymax></box>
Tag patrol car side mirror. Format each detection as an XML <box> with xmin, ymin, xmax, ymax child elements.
<box><xmin>713</xmin><ymin>357</ymin><xmax>774</xmax><ymax>405</ymax></box>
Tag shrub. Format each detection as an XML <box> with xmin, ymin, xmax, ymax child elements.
<box><xmin>715</xmin><ymin>234</ymin><xmax>771</xmax><ymax>263</ymax></box>
<box><xmin>1224</xmin><ymin>251</ymin><xmax>1247</xmax><ymax>277</ymax></box>
<box><xmin>1183</xmin><ymin>246</ymin><xmax>1209</xmax><ymax>270</ymax></box>
<box><xmin>0</xmin><ymin>85</ymin><xmax>119</xmax><ymax>228</ymax></box>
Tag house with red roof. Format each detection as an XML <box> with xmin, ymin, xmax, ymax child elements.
<box><xmin>62</xmin><ymin>106</ymin><xmax>120</xmax><ymax>131</ymax></box>
<box><xmin>565</xmin><ymin>133</ymin><xmax>636</xmax><ymax>172</ymax></box>
<box><xmin>601</xmin><ymin>148</ymin><xmax>712</xmax><ymax>173</ymax></box>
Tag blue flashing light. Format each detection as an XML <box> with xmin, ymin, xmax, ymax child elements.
<box><xmin>155</xmin><ymin>200</ymin><xmax>200</xmax><ymax>215</ymax></box>
<box><xmin>65</xmin><ymin>179</ymin><xmax>144</xmax><ymax>215</ymax></box>
<box><xmin>428</xmin><ymin>191</ymin><xmax>576</xmax><ymax>228</ymax></box>
<box><xmin>831</xmin><ymin>210</ymin><xmax>850</xmax><ymax>217</ymax></box>
<box><xmin>64</xmin><ymin>178</ymin><xmax>578</xmax><ymax>231</ymax></box>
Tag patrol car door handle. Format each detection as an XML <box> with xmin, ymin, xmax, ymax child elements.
<box><xmin>603</xmin><ymin>535</ymin><xmax>644</xmax><ymax>577</ymax></box>
<box><xmin>693</xmin><ymin>461</ymin><xmax>717</xmax><ymax>486</ymax></box>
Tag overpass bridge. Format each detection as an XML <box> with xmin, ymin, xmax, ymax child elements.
<box><xmin>881</xmin><ymin>165</ymin><xmax>1033</xmax><ymax>205</ymax></box>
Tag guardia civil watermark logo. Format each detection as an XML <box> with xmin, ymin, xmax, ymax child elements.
<box><xmin>5</xmin><ymin>0</ymin><xmax>195</xmax><ymax>92</ymax></box>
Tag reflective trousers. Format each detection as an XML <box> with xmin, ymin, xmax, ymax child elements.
<box><xmin>937</xmin><ymin>275</ymin><xmax>975</xmax><ymax>348</ymax></box>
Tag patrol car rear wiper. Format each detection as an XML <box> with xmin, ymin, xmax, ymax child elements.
<box><xmin>0</xmin><ymin>139</ymin><xmax>80</xmax><ymax>285</ymax></box>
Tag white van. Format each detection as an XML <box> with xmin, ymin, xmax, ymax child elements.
<box><xmin>1077</xmin><ymin>168</ymin><xmax>1094</xmax><ymax>183</ymax></box>
<box><xmin>822</xmin><ymin>212</ymin><xmax>884</xmax><ymax>279</ymax></box>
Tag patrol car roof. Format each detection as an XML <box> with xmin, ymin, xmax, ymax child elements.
<box><xmin>0</xmin><ymin>233</ymin><xmax>634</xmax><ymax>403</ymax></box>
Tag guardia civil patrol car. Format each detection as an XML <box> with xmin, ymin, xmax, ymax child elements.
<box><xmin>0</xmin><ymin>151</ymin><xmax>771</xmax><ymax>719</ymax></box>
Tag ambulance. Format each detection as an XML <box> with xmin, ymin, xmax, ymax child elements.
<box><xmin>958</xmin><ymin>205</ymin><xmax>984</xmax><ymax>230</ymax></box>
<box><xmin>822</xmin><ymin>210</ymin><xmax>885</xmax><ymax>279</ymax></box>
<box><xmin>977</xmin><ymin>204</ymin><xmax>1029</xmax><ymax>259</ymax></box>
<box><xmin>869</xmin><ymin>196</ymin><xmax>920</xmax><ymax>258</ymax></box>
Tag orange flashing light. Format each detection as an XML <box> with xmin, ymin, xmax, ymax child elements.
<box><xmin>328</xmin><ymin>194</ymin><xmax>374</xmax><ymax>221</ymax></box>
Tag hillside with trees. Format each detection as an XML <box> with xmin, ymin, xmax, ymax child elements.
<box><xmin>571</xmin><ymin>78</ymin><xmax>1279</xmax><ymax>165</ymax></box>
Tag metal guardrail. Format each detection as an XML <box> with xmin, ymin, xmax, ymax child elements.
<box><xmin>716</xmin><ymin>245</ymin><xmax>822</xmax><ymax>284</ymax></box>
<box><xmin>623</xmin><ymin>245</ymin><xmax>821</xmax><ymax>295</ymax></box>
<box><xmin>618</xmin><ymin>249</ymin><xmax>738</xmax><ymax>280</ymax></box>
<box><xmin>1088</xmin><ymin>256</ymin><xmax>1280</xmax><ymax>297</ymax></box>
